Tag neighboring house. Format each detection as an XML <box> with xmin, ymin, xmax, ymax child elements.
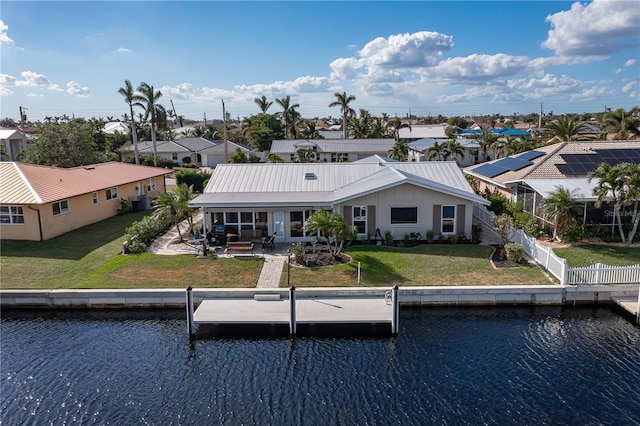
<box><xmin>407</xmin><ymin>138</ymin><xmax>483</xmax><ymax>166</ymax></box>
<box><xmin>198</xmin><ymin>140</ymin><xmax>257</xmax><ymax>167</ymax></box>
<box><xmin>0</xmin><ymin>161</ymin><xmax>170</xmax><ymax>241</ymax></box>
<box><xmin>463</xmin><ymin>140</ymin><xmax>640</xmax><ymax>229</ymax></box>
<box><xmin>172</xmin><ymin>137</ymin><xmax>217</xmax><ymax>165</ymax></box>
<box><xmin>102</xmin><ymin>121</ymin><xmax>130</xmax><ymax>135</ymax></box>
<box><xmin>0</xmin><ymin>128</ymin><xmax>27</xmax><ymax>161</ymax></box>
<box><xmin>189</xmin><ymin>160</ymin><xmax>489</xmax><ymax>244</ymax></box>
<box><xmin>270</xmin><ymin>139</ymin><xmax>396</xmax><ymax>163</ymax></box>
<box><xmin>398</xmin><ymin>125</ymin><xmax>449</xmax><ymax>142</ymax></box>
<box><xmin>457</xmin><ymin>127</ymin><xmax>531</xmax><ymax>139</ymax></box>
<box><xmin>318</xmin><ymin>130</ymin><xmax>344</xmax><ymax>139</ymax></box>
<box><xmin>119</xmin><ymin>140</ymin><xmax>190</xmax><ymax>164</ymax></box>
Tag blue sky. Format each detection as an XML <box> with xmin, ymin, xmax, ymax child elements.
<box><xmin>1</xmin><ymin>1</ymin><xmax>639</xmax><ymax>123</ymax></box>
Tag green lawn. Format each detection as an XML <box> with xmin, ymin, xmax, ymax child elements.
<box><xmin>0</xmin><ymin>212</ymin><xmax>263</xmax><ymax>289</ymax></box>
<box><xmin>280</xmin><ymin>245</ymin><xmax>554</xmax><ymax>287</ymax></box>
<box><xmin>552</xmin><ymin>244</ymin><xmax>640</xmax><ymax>267</ymax></box>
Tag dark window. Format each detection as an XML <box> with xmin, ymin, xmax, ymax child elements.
<box><xmin>391</xmin><ymin>207</ymin><xmax>417</xmax><ymax>224</ymax></box>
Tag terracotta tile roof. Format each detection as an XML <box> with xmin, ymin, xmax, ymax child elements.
<box><xmin>0</xmin><ymin>161</ymin><xmax>171</xmax><ymax>204</ymax></box>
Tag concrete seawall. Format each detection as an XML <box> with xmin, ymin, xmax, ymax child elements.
<box><xmin>1</xmin><ymin>285</ymin><xmax>638</xmax><ymax>309</ymax></box>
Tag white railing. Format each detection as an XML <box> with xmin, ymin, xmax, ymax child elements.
<box><xmin>473</xmin><ymin>203</ymin><xmax>640</xmax><ymax>285</ymax></box>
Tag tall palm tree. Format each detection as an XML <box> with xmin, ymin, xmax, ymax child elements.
<box><xmin>478</xmin><ymin>128</ymin><xmax>499</xmax><ymax>161</ymax></box>
<box><xmin>600</xmin><ymin>107</ymin><xmax>640</xmax><ymax>140</ymax></box>
<box><xmin>350</xmin><ymin>109</ymin><xmax>373</xmax><ymax>138</ymax></box>
<box><xmin>545</xmin><ymin>116</ymin><xmax>589</xmax><ymax>142</ymax></box>
<box><xmin>426</xmin><ymin>141</ymin><xmax>447</xmax><ymax>161</ymax></box>
<box><xmin>134</xmin><ymin>82</ymin><xmax>166</xmax><ymax>167</ymax></box>
<box><xmin>386</xmin><ymin>117</ymin><xmax>411</xmax><ymax>143</ymax></box>
<box><xmin>540</xmin><ymin>187</ymin><xmax>583</xmax><ymax>241</ymax></box>
<box><xmin>153</xmin><ymin>192</ymin><xmax>184</xmax><ymax>241</ymax></box>
<box><xmin>276</xmin><ymin>96</ymin><xmax>300</xmax><ymax>139</ymax></box>
<box><xmin>444</xmin><ymin>139</ymin><xmax>465</xmax><ymax>162</ymax></box>
<box><xmin>299</xmin><ymin>120</ymin><xmax>321</xmax><ymax>139</ymax></box>
<box><xmin>254</xmin><ymin>95</ymin><xmax>273</xmax><ymax>113</ymax></box>
<box><xmin>118</xmin><ymin>80</ymin><xmax>140</xmax><ymax>164</ymax></box>
<box><xmin>370</xmin><ymin>117</ymin><xmax>390</xmax><ymax>139</ymax></box>
<box><xmin>588</xmin><ymin>162</ymin><xmax>640</xmax><ymax>244</ymax></box>
<box><xmin>388</xmin><ymin>140</ymin><xmax>409</xmax><ymax>161</ymax></box>
<box><xmin>329</xmin><ymin>92</ymin><xmax>356</xmax><ymax>139</ymax></box>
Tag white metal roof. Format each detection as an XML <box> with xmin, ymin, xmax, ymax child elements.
<box><xmin>523</xmin><ymin>178</ymin><xmax>598</xmax><ymax>201</ymax></box>
<box><xmin>270</xmin><ymin>139</ymin><xmax>395</xmax><ymax>154</ymax></box>
<box><xmin>189</xmin><ymin>162</ymin><xmax>488</xmax><ymax>208</ymax></box>
<box><xmin>398</xmin><ymin>125</ymin><xmax>448</xmax><ymax>139</ymax></box>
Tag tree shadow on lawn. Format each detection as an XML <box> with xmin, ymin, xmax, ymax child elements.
<box><xmin>1</xmin><ymin>212</ymin><xmax>148</xmax><ymax>261</ymax></box>
<box><xmin>345</xmin><ymin>253</ymin><xmax>405</xmax><ymax>286</ymax></box>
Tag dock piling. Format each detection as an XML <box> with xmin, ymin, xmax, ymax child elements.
<box><xmin>636</xmin><ymin>286</ymin><xmax>640</xmax><ymax>325</ymax></box>
<box><xmin>391</xmin><ymin>285</ymin><xmax>399</xmax><ymax>335</ymax></box>
<box><xmin>186</xmin><ymin>286</ymin><xmax>195</xmax><ymax>338</ymax></box>
<box><xmin>289</xmin><ymin>286</ymin><xmax>297</xmax><ymax>335</ymax></box>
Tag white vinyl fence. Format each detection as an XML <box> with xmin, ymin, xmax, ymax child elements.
<box><xmin>473</xmin><ymin>203</ymin><xmax>640</xmax><ymax>285</ymax></box>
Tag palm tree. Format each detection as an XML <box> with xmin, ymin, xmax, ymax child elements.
<box><xmin>276</xmin><ymin>96</ymin><xmax>300</xmax><ymax>139</ymax></box>
<box><xmin>267</xmin><ymin>153</ymin><xmax>284</xmax><ymax>163</ymax></box>
<box><xmin>254</xmin><ymin>95</ymin><xmax>273</xmax><ymax>113</ymax></box>
<box><xmin>600</xmin><ymin>107</ymin><xmax>640</xmax><ymax>140</ymax></box>
<box><xmin>386</xmin><ymin>117</ymin><xmax>411</xmax><ymax>143</ymax></box>
<box><xmin>426</xmin><ymin>141</ymin><xmax>447</xmax><ymax>161</ymax></box>
<box><xmin>444</xmin><ymin>139</ymin><xmax>465</xmax><ymax>162</ymax></box>
<box><xmin>370</xmin><ymin>117</ymin><xmax>390</xmax><ymax>139</ymax></box>
<box><xmin>477</xmin><ymin>128</ymin><xmax>499</xmax><ymax>161</ymax></box>
<box><xmin>540</xmin><ymin>187</ymin><xmax>583</xmax><ymax>241</ymax></box>
<box><xmin>304</xmin><ymin>210</ymin><xmax>357</xmax><ymax>256</ymax></box>
<box><xmin>153</xmin><ymin>192</ymin><xmax>184</xmax><ymax>241</ymax></box>
<box><xmin>299</xmin><ymin>120</ymin><xmax>321</xmax><ymax>139</ymax></box>
<box><xmin>134</xmin><ymin>82</ymin><xmax>166</xmax><ymax>167</ymax></box>
<box><xmin>545</xmin><ymin>116</ymin><xmax>590</xmax><ymax>142</ymax></box>
<box><xmin>350</xmin><ymin>109</ymin><xmax>373</xmax><ymax>138</ymax></box>
<box><xmin>118</xmin><ymin>80</ymin><xmax>141</xmax><ymax>164</ymax></box>
<box><xmin>296</xmin><ymin>148</ymin><xmax>315</xmax><ymax>163</ymax></box>
<box><xmin>174</xmin><ymin>183</ymin><xmax>197</xmax><ymax>233</ymax></box>
<box><xmin>588</xmin><ymin>162</ymin><xmax>640</xmax><ymax>244</ymax></box>
<box><xmin>329</xmin><ymin>92</ymin><xmax>356</xmax><ymax>139</ymax></box>
<box><xmin>388</xmin><ymin>140</ymin><xmax>409</xmax><ymax>161</ymax></box>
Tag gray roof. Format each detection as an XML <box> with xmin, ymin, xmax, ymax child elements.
<box><xmin>398</xmin><ymin>125</ymin><xmax>448</xmax><ymax>139</ymax></box>
<box><xmin>198</xmin><ymin>140</ymin><xmax>255</xmax><ymax>154</ymax></box>
<box><xmin>174</xmin><ymin>137</ymin><xmax>216</xmax><ymax>152</ymax></box>
<box><xmin>523</xmin><ymin>178</ymin><xmax>598</xmax><ymax>201</ymax></box>
<box><xmin>189</xmin><ymin>162</ymin><xmax>488</xmax><ymax>208</ymax></box>
<box><xmin>121</xmin><ymin>140</ymin><xmax>189</xmax><ymax>153</ymax></box>
<box><xmin>270</xmin><ymin>139</ymin><xmax>395</xmax><ymax>155</ymax></box>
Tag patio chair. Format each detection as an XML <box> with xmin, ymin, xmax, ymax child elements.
<box><xmin>262</xmin><ymin>233</ymin><xmax>276</xmax><ymax>250</ymax></box>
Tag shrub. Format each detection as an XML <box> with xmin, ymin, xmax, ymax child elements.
<box><xmin>471</xmin><ymin>224</ymin><xmax>482</xmax><ymax>244</ymax></box>
<box><xmin>486</xmin><ymin>192</ymin><xmax>510</xmax><ymax>215</ymax></box>
<box><xmin>384</xmin><ymin>230</ymin><xmax>394</xmax><ymax>245</ymax></box>
<box><xmin>175</xmin><ymin>168</ymin><xmax>212</xmax><ymax>193</ymax></box>
<box><xmin>290</xmin><ymin>242</ymin><xmax>305</xmax><ymax>264</ymax></box>
<box><xmin>125</xmin><ymin>214</ymin><xmax>173</xmax><ymax>247</ymax></box>
<box><xmin>182</xmin><ymin>156</ymin><xmax>191</xmax><ymax>164</ymax></box>
<box><xmin>560</xmin><ymin>224</ymin><xmax>584</xmax><ymax>243</ymax></box>
<box><xmin>504</xmin><ymin>243</ymin><xmax>525</xmax><ymax>263</ymax></box>
<box><xmin>126</xmin><ymin>238</ymin><xmax>149</xmax><ymax>254</ymax></box>
<box><xmin>425</xmin><ymin>229</ymin><xmax>434</xmax><ymax>242</ymax></box>
<box><xmin>514</xmin><ymin>211</ymin><xmax>542</xmax><ymax>238</ymax></box>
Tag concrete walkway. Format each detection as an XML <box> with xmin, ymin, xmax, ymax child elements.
<box><xmin>256</xmin><ymin>254</ymin><xmax>288</xmax><ymax>288</ymax></box>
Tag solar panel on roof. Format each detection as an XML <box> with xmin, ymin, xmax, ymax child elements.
<box><xmin>517</xmin><ymin>150</ymin><xmax>545</xmax><ymax>161</ymax></box>
<box><xmin>496</xmin><ymin>157</ymin><xmax>531</xmax><ymax>171</ymax></box>
<box><xmin>472</xmin><ymin>163</ymin><xmax>509</xmax><ymax>178</ymax></box>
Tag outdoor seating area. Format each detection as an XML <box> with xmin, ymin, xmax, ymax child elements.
<box><xmin>225</xmin><ymin>241</ymin><xmax>255</xmax><ymax>256</ymax></box>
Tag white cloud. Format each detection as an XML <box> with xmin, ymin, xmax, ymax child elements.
<box><xmin>359</xmin><ymin>31</ymin><xmax>453</xmax><ymax>69</ymax></box>
<box><xmin>160</xmin><ymin>83</ymin><xmax>195</xmax><ymax>100</ymax></box>
<box><xmin>425</xmin><ymin>53</ymin><xmax>530</xmax><ymax>83</ymax></box>
<box><xmin>15</xmin><ymin>71</ymin><xmax>62</xmax><ymax>91</ymax></box>
<box><xmin>542</xmin><ymin>0</ymin><xmax>640</xmax><ymax>56</ymax></box>
<box><xmin>624</xmin><ymin>59</ymin><xmax>637</xmax><ymax>67</ymax></box>
<box><xmin>66</xmin><ymin>81</ymin><xmax>91</xmax><ymax>98</ymax></box>
<box><xmin>0</xmin><ymin>20</ymin><xmax>14</xmax><ymax>46</ymax></box>
<box><xmin>117</xmin><ymin>47</ymin><xmax>131</xmax><ymax>53</ymax></box>
<box><xmin>622</xmin><ymin>81</ymin><xmax>637</xmax><ymax>93</ymax></box>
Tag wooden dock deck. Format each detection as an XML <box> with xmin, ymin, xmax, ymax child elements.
<box><xmin>194</xmin><ymin>297</ymin><xmax>392</xmax><ymax>325</ymax></box>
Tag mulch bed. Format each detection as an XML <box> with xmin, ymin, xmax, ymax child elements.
<box><xmin>292</xmin><ymin>252</ymin><xmax>351</xmax><ymax>268</ymax></box>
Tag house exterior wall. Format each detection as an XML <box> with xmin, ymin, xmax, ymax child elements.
<box><xmin>200</xmin><ymin>184</ymin><xmax>475</xmax><ymax>244</ymax></box>
<box><xmin>1</xmin><ymin>179</ymin><xmax>165</xmax><ymax>241</ymax></box>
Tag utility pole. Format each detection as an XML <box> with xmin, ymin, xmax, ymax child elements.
<box><xmin>170</xmin><ymin>99</ymin><xmax>179</xmax><ymax>128</ymax></box>
<box><xmin>18</xmin><ymin>106</ymin><xmax>27</xmax><ymax>159</ymax></box>
<box><xmin>222</xmin><ymin>100</ymin><xmax>228</xmax><ymax>163</ymax></box>
<box><xmin>204</xmin><ymin>112</ymin><xmax>207</xmax><ymax>127</ymax></box>
<box><xmin>538</xmin><ymin>103</ymin><xmax>543</xmax><ymax>129</ymax></box>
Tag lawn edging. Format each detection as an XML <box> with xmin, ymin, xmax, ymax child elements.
<box><xmin>1</xmin><ymin>285</ymin><xmax>637</xmax><ymax>309</ymax></box>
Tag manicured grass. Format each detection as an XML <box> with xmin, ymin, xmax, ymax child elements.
<box><xmin>553</xmin><ymin>244</ymin><xmax>640</xmax><ymax>267</ymax></box>
<box><xmin>0</xmin><ymin>212</ymin><xmax>263</xmax><ymax>289</ymax></box>
<box><xmin>280</xmin><ymin>245</ymin><xmax>554</xmax><ymax>287</ymax></box>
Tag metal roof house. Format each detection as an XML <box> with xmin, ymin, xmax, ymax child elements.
<box><xmin>189</xmin><ymin>160</ymin><xmax>489</xmax><ymax>244</ymax></box>
<box><xmin>407</xmin><ymin>138</ymin><xmax>484</xmax><ymax>166</ymax></box>
<box><xmin>269</xmin><ymin>139</ymin><xmax>396</xmax><ymax>163</ymax></box>
<box><xmin>0</xmin><ymin>161</ymin><xmax>170</xmax><ymax>241</ymax></box>
<box><xmin>463</xmin><ymin>140</ymin><xmax>640</xmax><ymax>230</ymax></box>
<box><xmin>0</xmin><ymin>128</ymin><xmax>27</xmax><ymax>161</ymax></box>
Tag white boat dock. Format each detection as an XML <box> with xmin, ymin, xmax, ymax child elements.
<box><xmin>611</xmin><ymin>293</ymin><xmax>640</xmax><ymax>325</ymax></box>
<box><xmin>188</xmin><ymin>287</ymin><xmax>400</xmax><ymax>337</ymax></box>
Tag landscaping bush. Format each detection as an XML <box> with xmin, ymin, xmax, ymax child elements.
<box><xmin>485</xmin><ymin>191</ymin><xmax>510</xmax><ymax>215</ymax></box>
<box><xmin>560</xmin><ymin>224</ymin><xmax>584</xmax><ymax>243</ymax></box>
<box><xmin>425</xmin><ymin>229</ymin><xmax>434</xmax><ymax>242</ymax></box>
<box><xmin>290</xmin><ymin>242</ymin><xmax>305</xmax><ymax>264</ymax></box>
<box><xmin>126</xmin><ymin>238</ymin><xmax>149</xmax><ymax>254</ymax></box>
<box><xmin>125</xmin><ymin>214</ymin><xmax>173</xmax><ymax>247</ymax></box>
<box><xmin>514</xmin><ymin>211</ymin><xmax>542</xmax><ymax>238</ymax></box>
<box><xmin>471</xmin><ymin>224</ymin><xmax>482</xmax><ymax>244</ymax></box>
<box><xmin>384</xmin><ymin>230</ymin><xmax>394</xmax><ymax>246</ymax></box>
<box><xmin>504</xmin><ymin>243</ymin><xmax>525</xmax><ymax>263</ymax></box>
<box><xmin>175</xmin><ymin>169</ymin><xmax>212</xmax><ymax>193</ymax></box>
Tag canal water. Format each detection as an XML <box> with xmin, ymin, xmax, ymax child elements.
<box><xmin>1</xmin><ymin>306</ymin><xmax>639</xmax><ymax>425</ymax></box>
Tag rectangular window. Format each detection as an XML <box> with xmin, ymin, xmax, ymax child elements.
<box><xmin>0</xmin><ymin>206</ymin><xmax>24</xmax><ymax>224</ymax></box>
<box><xmin>331</xmin><ymin>153</ymin><xmax>348</xmax><ymax>162</ymax></box>
<box><xmin>172</xmin><ymin>153</ymin><xmax>178</xmax><ymax>161</ymax></box>
<box><xmin>290</xmin><ymin>211</ymin><xmax>304</xmax><ymax>238</ymax></box>
<box><xmin>53</xmin><ymin>199</ymin><xmax>70</xmax><ymax>216</ymax></box>
<box><xmin>442</xmin><ymin>205</ymin><xmax>456</xmax><ymax>234</ymax></box>
<box><xmin>254</xmin><ymin>212</ymin><xmax>268</xmax><ymax>235</ymax></box>
<box><xmin>106</xmin><ymin>187</ymin><xmax>118</xmax><ymax>201</ymax></box>
<box><xmin>353</xmin><ymin>206</ymin><xmax>367</xmax><ymax>234</ymax></box>
<box><xmin>212</xmin><ymin>212</ymin><xmax>224</xmax><ymax>225</ymax></box>
<box><xmin>92</xmin><ymin>192</ymin><xmax>98</xmax><ymax>204</ymax></box>
<box><xmin>391</xmin><ymin>207</ymin><xmax>417</xmax><ymax>224</ymax></box>
<box><xmin>146</xmin><ymin>178</ymin><xmax>156</xmax><ymax>192</ymax></box>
